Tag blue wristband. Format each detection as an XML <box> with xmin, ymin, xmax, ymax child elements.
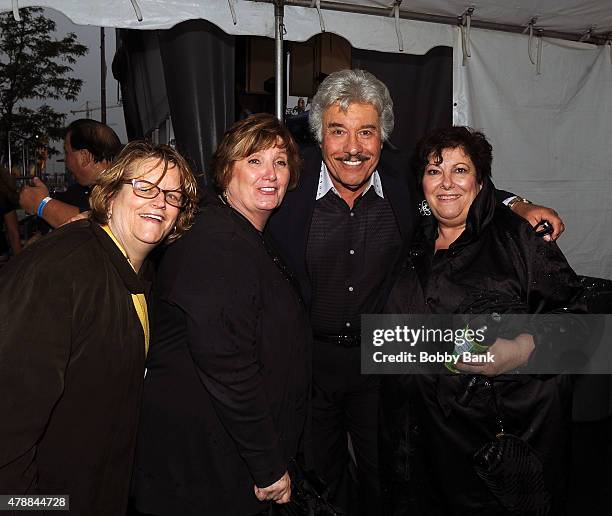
<box><xmin>37</xmin><ymin>196</ymin><xmax>52</xmax><ymax>218</ymax></box>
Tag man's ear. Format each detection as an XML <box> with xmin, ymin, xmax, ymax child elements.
<box><xmin>79</xmin><ymin>149</ymin><xmax>94</xmax><ymax>168</ymax></box>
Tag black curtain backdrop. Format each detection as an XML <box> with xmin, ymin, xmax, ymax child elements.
<box><xmin>113</xmin><ymin>32</ymin><xmax>449</xmax><ymax>184</ymax></box>
<box><xmin>113</xmin><ymin>29</ymin><xmax>170</xmax><ymax>141</ymax></box>
<box><xmin>352</xmin><ymin>46</ymin><xmax>453</xmax><ymax>175</ymax></box>
<box><xmin>158</xmin><ymin>20</ymin><xmax>235</xmax><ymax>181</ymax></box>
<box><xmin>114</xmin><ymin>21</ymin><xmax>235</xmax><ymax>184</ymax></box>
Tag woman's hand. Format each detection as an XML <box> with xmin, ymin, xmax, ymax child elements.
<box><xmin>254</xmin><ymin>471</ymin><xmax>291</xmax><ymax>504</ymax></box>
<box><xmin>455</xmin><ymin>333</ymin><xmax>535</xmax><ymax>376</ymax></box>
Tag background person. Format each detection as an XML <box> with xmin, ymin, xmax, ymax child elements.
<box><xmin>266</xmin><ymin>69</ymin><xmax>563</xmax><ymax>515</ymax></box>
<box><xmin>384</xmin><ymin>126</ymin><xmax>586</xmax><ymax>515</ymax></box>
<box><xmin>0</xmin><ymin>166</ymin><xmax>21</xmax><ymax>262</ymax></box>
<box><xmin>19</xmin><ymin>118</ymin><xmax>122</xmax><ymax>228</ymax></box>
<box><xmin>131</xmin><ymin>114</ymin><xmax>310</xmax><ymax>516</ymax></box>
<box><xmin>0</xmin><ymin>141</ymin><xmax>198</xmax><ymax>515</ymax></box>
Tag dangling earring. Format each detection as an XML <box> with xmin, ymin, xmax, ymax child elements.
<box><xmin>222</xmin><ymin>190</ymin><xmax>232</xmax><ymax>208</ymax></box>
<box><xmin>108</xmin><ymin>210</ymin><xmax>112</xmax><ymax>220</ymax></box>
<box><xmin>418</xmin><ymin>199</ymin><xmax>432</xmax><ymax>217</ymax></box>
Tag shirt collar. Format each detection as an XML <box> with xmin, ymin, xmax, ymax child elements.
<box><xmin>316</xmin><ymin>161</ymin><xmax>384</xmax><ymax>200</ymax></box>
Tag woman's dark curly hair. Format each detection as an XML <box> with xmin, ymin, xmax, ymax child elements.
<box><xmin>414</xmin><ymin>126</ymin><xmax>493</xmax><ymax>183</ymax></box>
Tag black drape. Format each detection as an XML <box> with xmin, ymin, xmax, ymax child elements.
<box><xmin>113</xmin><ymin>32</ymin><xmax>447</xmax><ymax>182</ymax></box>
<box><xmin>112</xmin><ymin>29</ymin><xmax>170</xmax><ymax>141</ymax></box>
<box><xmin>352</xmin><ymin>46</ymin><xmax>452</xmax><ymax>174</ymax></box>
<box><xmin>114</xmin><ymin>21</ymin><xmax>235</xmax><ymax>183</ymax></box>
<box><xmin>158</xmin><ymin>20</ymin><xmax>235</xmax><ymax>180</ymax></box>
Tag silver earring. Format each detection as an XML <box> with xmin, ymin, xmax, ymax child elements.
<box><xmin>418</xmin><ymin>200</ymin><xmax>431</xmax><ymax>217</ymax></box>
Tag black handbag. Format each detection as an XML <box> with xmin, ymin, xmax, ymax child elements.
<box><xmin>472</xmin><ymin>380</ymin><xmax>552</xmax><ymax>516</ymax></box>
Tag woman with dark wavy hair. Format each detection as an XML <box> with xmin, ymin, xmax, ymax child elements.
<box><xmin>383</xmin><ymin>126</ymin><xmax>585</xmax><ymax>516</ymax></box>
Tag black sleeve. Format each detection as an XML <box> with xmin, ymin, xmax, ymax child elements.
<box><xmin>519</xmin><ymin>223</ymin><xmax>585</xmax><ymax>313</ymax></box>
<box><xmin>494</xmin><ymin>188</ymin><xmax>514</xmax><ymax>203</ymax></box>
<box><xmin>0</xmin><ymin>255</ymin><xmax>72</xmax><ymax>492</ymax></box>
<box><xmin>517</xmin><ymin>222</ymin><xmax>593</xmax><ymax>370</ymax></box>
<box><xmin>167</xmin><ymin>230</ymin><xmax>286</xmax><ymax>488</ymax></box>
<box><xmin>0</xmin><ymin>194</ymin><xmax>18</xmax><ymax>215</ymax></box>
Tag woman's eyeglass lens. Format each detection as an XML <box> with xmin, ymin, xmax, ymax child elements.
<box><xmin>123</xmin><ymin>179</ymin><xmax>186</xmax><ymax>208</ymax></box>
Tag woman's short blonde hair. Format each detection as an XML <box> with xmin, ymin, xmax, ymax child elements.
<box><xmin>90</xmin><ymin>140</ymin><xmax>199</xmax><ymax>243</ymax></box>
<box><xmin>210</xmin><ymin>113</ymin><xmax>301</xmax><ymax>191</ymax></box>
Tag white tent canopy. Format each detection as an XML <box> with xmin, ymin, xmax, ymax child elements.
<box><xmin>2</xmin><ymin>0</ymin><xmax>611</xmax><ymax>278</ymax></box>
<box><xmin>0</xmin><ymin>1</ymin><xmax>611</xmax><ymax>53</ymax></box>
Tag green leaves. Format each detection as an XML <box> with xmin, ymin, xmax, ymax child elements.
<box><xmin>0</xmin><ymin>7</ymin><xmax>88</xmax><ymax>156</ymax></box>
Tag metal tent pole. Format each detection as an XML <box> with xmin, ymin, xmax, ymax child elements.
<box><xmin>101</xmin><ymin>27</ymin><xmax>107</xmax><ymax>124</ymax></box>
<box><xmin>274</xmin><ymin>0</ymin><xmax>285</xmax><ymax>120</ymax></box>
<box><xmin>7</xmin><ymin>131</ymin><xmax>12</xmax><ymax>175</ymax></box>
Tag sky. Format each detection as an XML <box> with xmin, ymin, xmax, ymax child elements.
<box><xmin>41</xmin><ymin>8</ymin><xmax>128</xmax><ymax>175</ymax></box>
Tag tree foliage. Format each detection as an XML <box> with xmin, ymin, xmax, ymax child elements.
<box><xmin>0</xmin><ymin>7</ymin><xmax>87</xmax><ymax>161</ymax></box>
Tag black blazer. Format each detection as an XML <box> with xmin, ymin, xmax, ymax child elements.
<box><xmin>266</xmin><ymin>146</ymin><xmax>419</xmax><ymax>308</ymax></box>
<box><xmin>131</xmin><ymin>192</ymin><xmax>311</xmax><ymax>516</ymax></box>
<box><xmin>0</xmin><ymin>221</ymin><xmax>147</xmax><ymax>516</ymax></box>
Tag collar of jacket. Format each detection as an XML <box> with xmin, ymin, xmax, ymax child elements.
<box><xmin>200</xmin><ymin>186</ymin><xmax>266</xmax><ymax>237</ymax></box>
<box><xmin>89</xmin><ymin>220</ymin><xmax>151</xmax><ymax>296</ymax></box>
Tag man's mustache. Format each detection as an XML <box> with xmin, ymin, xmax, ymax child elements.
<box><xmin>334</xmin><ymin>154</ymin><xmax>371</xmax><ymax>162</ymax></box>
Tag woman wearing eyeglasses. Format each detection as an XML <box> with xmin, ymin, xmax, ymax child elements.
<box><xmin>0</xmin><ymin>141</ymin><xmax>199</xmax><ymax>516</ymax></box>
<box><xmin>131</xmin><ymin>114</ymin><xmax>311</xmax><ymax>516</ymax></box>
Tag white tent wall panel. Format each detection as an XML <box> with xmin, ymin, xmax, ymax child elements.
<box><xmin>454</xmin><ymin>28</ymin><xmax>612</xmax><ymax>278</ymax></box>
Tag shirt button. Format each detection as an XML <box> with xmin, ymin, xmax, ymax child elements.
<box><xmin>350</xmin><ymin>212</ymin><xmax>355</xmax><ymax>217</ymax></box>
<box><xmin>345</xmin><ymin>322</ymin><xmax>351</xmax><ymax>328</ymax></box>
<box><xmin>349</xmin><ymin>249</ymin><xmax>355</xmax><ymax>255</ymax></box>
<box><xmin>348</xmin><ymin>286</ymin><xmax>354</xmax><ymax>292</ymax></box>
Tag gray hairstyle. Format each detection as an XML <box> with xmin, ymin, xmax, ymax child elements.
<box><xmin>309</xmin><ymin>69</ymin><xmax>395</xmax><ymax>143</ymax></box>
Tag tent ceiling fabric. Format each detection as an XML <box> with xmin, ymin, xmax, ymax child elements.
<box><xmin>333</xmin><ymin>0</ymin><xmax>612</xmax><ymax>36</ymax></box>
<box><xmin>0</xmin><ymin>0</ymin><xmax>452</xmax><ymax>54</ymax></box>
<box><xmin>0</xmin><ymin>1</ymin><xmax>609</xmax><ymax>52</ymax></box>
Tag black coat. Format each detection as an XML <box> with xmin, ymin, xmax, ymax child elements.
<box><xmin>131</xmin><ymin>191</ymin><xmax>311</xmax><ymax>516</ymax></box>
<box><xmin>384</xmin><ymin>177</ymin><xmax>587</xmax><ymax>516</ymax></box>
<box><xmin>0</xmin><ymin>220</ymin><xmax>147</xmax><ymax>516</ymax></box>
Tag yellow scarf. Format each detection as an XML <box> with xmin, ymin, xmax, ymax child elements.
<box><xmin>101</xmin><ymin>224</ymin><xmax>150</xmax><ymax>356</ymax></box>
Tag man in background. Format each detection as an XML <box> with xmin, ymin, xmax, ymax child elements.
<box><xmin>19</xmin><ymin>119</ymin><xmax>121</xmax><ymax>228</ymax></box>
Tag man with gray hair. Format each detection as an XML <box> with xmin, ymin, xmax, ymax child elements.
<box><xmin>267</xmin><ymin>69</ymin><xmax>562</xmax><ymax>515</ymax></box>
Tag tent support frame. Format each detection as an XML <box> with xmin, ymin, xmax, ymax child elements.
<box><xmin>256</xmin><ymin>0</ymin><xmax>611</xmax><ymax>45</ymax></box>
